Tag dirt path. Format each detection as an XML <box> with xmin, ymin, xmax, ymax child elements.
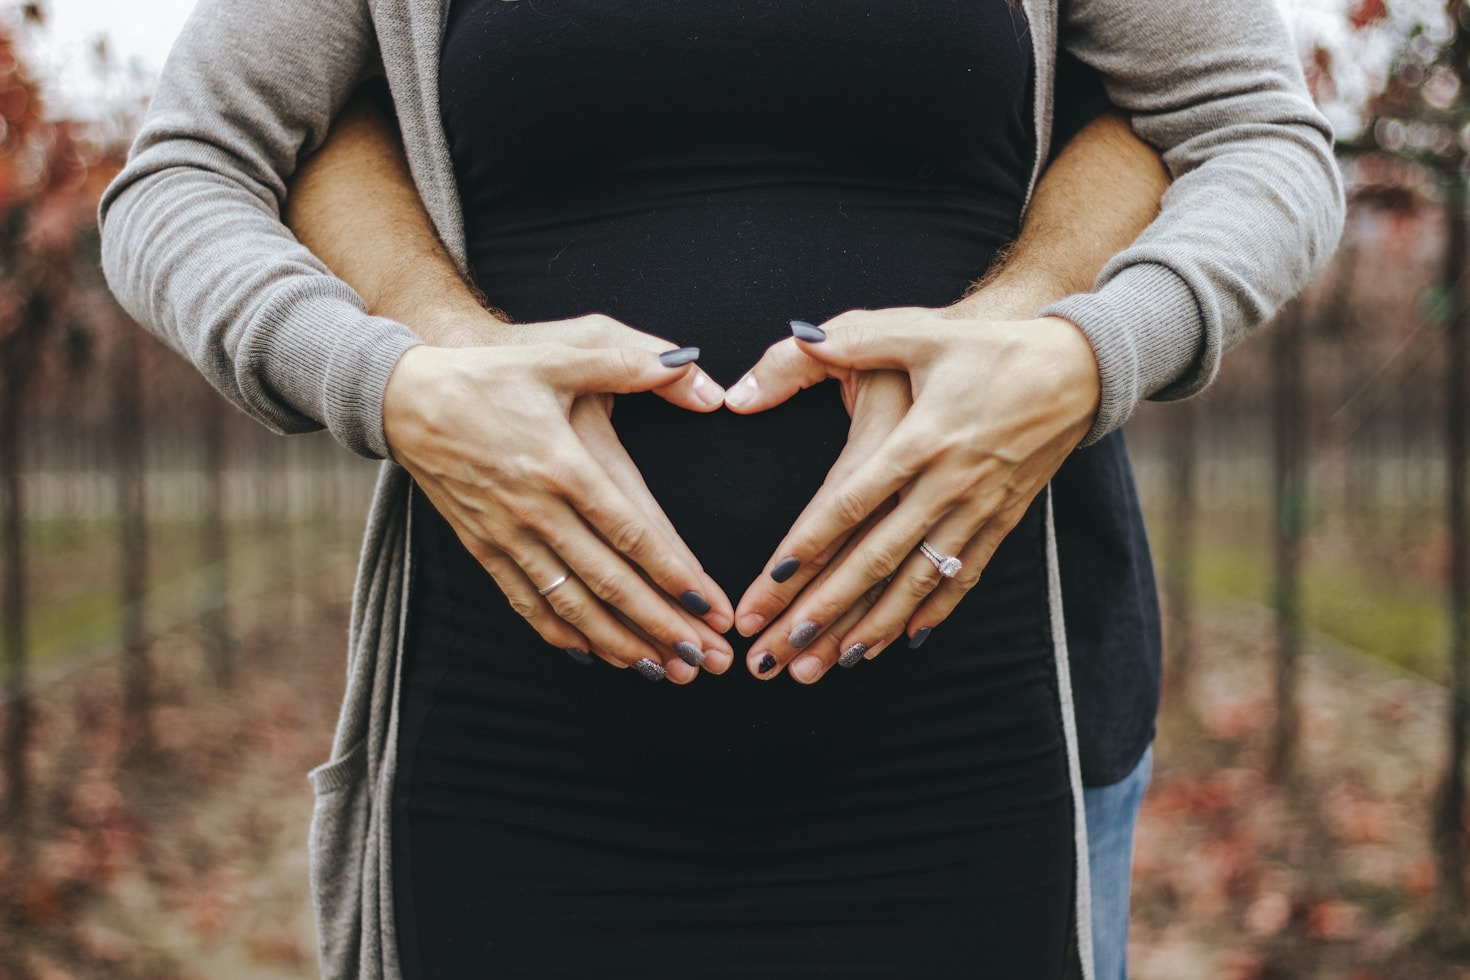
<box><xmin>1132</xmin><ymin>600</ymin><xmax>1467</xmax><ymax>979</ymax></box>
<box><xmin>0</xmin><ymin>565</ymin><xmax>351</xmax><ymax>980</ymax></box>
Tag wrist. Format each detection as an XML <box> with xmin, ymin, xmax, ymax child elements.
<box><xmin>366</xmin><ymin>268</ymin><xmax>511</xmax><ymax>348</ymax></box>
<box><xmin>954</xmin><ymin>268</ymin><xmax>1073</xmax><ymax>322</ymax></box>
<box><xmin>1033</xmin><ymin>315</ymin><xmax>1102</xmax><ymax>432</ymax></box>
<box><xmin>381</xmin><ymin>343</ymin><xmax>438</xmax><ymax>464</ymax></box>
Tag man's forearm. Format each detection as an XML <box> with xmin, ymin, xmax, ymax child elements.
<box><xmin>965</xmin><ymin>111</ymin><xmax>1170</xmax><ymax>320</ymax></box>
<box><xmin>286</xmin><ymin>99</ymin><xmax>1169</xmax><ymax>338</ymax></box>
<box><xmin>284</xmin><ymin>93</ymin><xmax>496</xmax><ymax>346</ymax></box>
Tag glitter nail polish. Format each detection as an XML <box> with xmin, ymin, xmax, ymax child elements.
<box><xmin>788</xmin><ymin>620</ymin><xmax>820</xmax><ymax>649</ymax></box>
<box><xmin>633</xmin><ymin>658</ymin><xmax>667</xmax><ymax>681</ymax></box>
<box><xmin>839</xmin><ymin>643</ymin><xmax>868</xmax><ymax>668</ymax></box>
<box><xmin>674</xmin><ymin>642</ymin><xmax>706</xmax><ymax>667</ymax></box>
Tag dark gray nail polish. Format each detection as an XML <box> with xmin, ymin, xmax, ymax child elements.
<box><xmin>758</xmin><ymin>653</ymin><xmax>778</xmax><ymax>675</ymax></box>
<box><xmin>771</xmin><ymin>556</ymin><xmax>801</xmax><ymax>583</ymax></box>
<box><xmin>908</xmin><ymin>627</ymin><xmax>933</xmax><ymax>650</ymax></box>
<box><xmin>839</xmin><ymin>643</ymin><xmax>868</xmax><ymax>668</ymax></box>
<box><xmin>788</xmin><ymin>620</ymin><xmax>820</xmax><ymax>649</ymax></box>
<box><xmin>659</xmin><ymin>346</ymin><xmax>701</xmax><ymax>368</ymax></box>
<box><xmin>674</xmin><ymin>642</ymin><xmax>706</xmax><ymax>667</ymax></box>
<box><xmin>633</xmin><ymin>657</ymin><xmax>667</xmax><ymax>682</ymax></box>
<box><xmin>680</xmin><ymin>591</ymin><xmax>712</xmax><ymax>616</ymax></box>
<box><xmin>565</xmin><ymin>648</ymin><xmax>594</xmax><ymax>666</ymax></box>
<box><xmin>789</xmin><ymin>320</ymin><xmax>828</xmax><ymax>343</ymax></box>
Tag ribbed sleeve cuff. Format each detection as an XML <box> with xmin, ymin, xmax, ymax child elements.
<box><xmin>243</xmin><ymin>285</ymin><xmax>423</xmax><ymax>460</ymax></box>
<box><xmin>1041</xmin><ymin>263</ymin><xmax>1204</xmax><ymax>446</ymax></box>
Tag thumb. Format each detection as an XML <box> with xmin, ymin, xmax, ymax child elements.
<box><xmin>723</xmin><ymin>335</ymin><xmax>835</xmax><ymax>414</ymax></box>
<box><xmin>790</xmin><ymin>312</ymin><xmax>940</xmax><ymax>373</ymax></box>
<box><xmin>543</xmin><ymin>344</ymin><xmax>703</xmax><ymax>396</ymax></box>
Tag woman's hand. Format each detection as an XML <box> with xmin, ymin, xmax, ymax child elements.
<box><xmin>384</xmin><ymin>313</ymin><xmax>736</xmax><ymax>683</ymax></box>
<box><xmin>724</xmin><ymin>306</ymin><xmax>1100</xmax><ymax>682</ymax></box>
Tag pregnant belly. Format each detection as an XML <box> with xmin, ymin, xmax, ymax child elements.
<box><xmin>612</xmin><ymin>382</ymin><xmax>851</xmax><ymax>597</ymax></box>
<box><xmin>467</xmin><ymin>196</ymin><xmax>1005</xmax><ymax>596</ymax></box>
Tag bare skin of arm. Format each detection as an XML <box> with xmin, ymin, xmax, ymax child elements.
<box><xmin>283</xmin><ymin>94</ymin><xmax>1169</xmax><ymax>683</ymax></box>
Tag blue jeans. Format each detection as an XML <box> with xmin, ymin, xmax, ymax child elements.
<box><xmin>1084</xmin><ymin>746</ymin><xmax>1153</xmax><ymax>980</ymax></box>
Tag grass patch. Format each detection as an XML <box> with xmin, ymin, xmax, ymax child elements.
<box><xmin>15</xmin><ymin>518</ymin><xmax>363</xmax><ymax>672</ymax></box>
<box><xmin>1163</xmin><ymin>530</ymin><xmax>1449</xmax><ymax>680</ymax></box>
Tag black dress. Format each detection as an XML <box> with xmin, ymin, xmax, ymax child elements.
<box><xmin>393</xmin><ymin>1</ymin><xmax>1077</xmax><ymax>975</ymax></box>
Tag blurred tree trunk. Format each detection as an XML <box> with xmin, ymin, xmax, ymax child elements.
<box><xmin>200</xmin><ymin>390</ymin><xmax>235</xmax><ymax>686</ymax></box>
<box><xmin>1163</xmin><ymin>398</ymin><xmax>1198</xmax><ymax>707</ymax></box>
<box><xmin>1272</xmin><ymin>299</ymin><xmax>1307</xmax><ymax>786</ymax></box>
<box><xmin>1</xmin><ymin>293</ymin><xmax>44</xmax><ymax>827</ymax></box>
<box><xmin>112</xmin><ymin>325</ymin><xmax>152</xmax><ymax>757</ymax></box>
<box><xmin>277</xmin><ymin>436</ymin><xmax>295</xmax><ymax>628</ymax></box>
<box><xmin>1436</xmin><ymin>162</ymin><xmax>1470</xmax><ymax>940</ymax></box>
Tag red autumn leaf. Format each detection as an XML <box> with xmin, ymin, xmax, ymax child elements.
<box><xmin>1349</xmin><ymin>0</ymin><xmax>1388</xmax><ymax>30</ymax></box>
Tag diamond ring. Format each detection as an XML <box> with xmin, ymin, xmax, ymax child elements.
<box><xmin>917</xmin><ymin>541</ymin><xmax>962</xmax><ymax>579</ymax></box>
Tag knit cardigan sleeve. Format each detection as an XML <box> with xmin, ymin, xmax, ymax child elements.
<box><xmin>1041</xmin><ymin>0</ymin><xmax>1345</xmax><ymax>444</ymax></box>
<box><xmin>98</xmin><ymin>0</ymin><xmax>422</xmax><ymax>460</ymax></box>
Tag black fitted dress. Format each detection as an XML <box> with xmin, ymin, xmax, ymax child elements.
<box><xmin>393</xmin><ymin>1</ymin><xmax>1076</xmax><ymax>976</ymax></box>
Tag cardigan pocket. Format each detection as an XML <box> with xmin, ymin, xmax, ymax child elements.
<box><xmin>308</xmin><ymin>740</ymin><xmax>370</xmax><ymax>980</ymax></box>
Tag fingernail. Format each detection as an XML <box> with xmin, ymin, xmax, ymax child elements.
<box><xmin>770</xmin><ymin>556</ymin><xmax>801</xmax><ymax>583</ymax></box>
<box><xmin>659</xmin><ymin>346</ymin><xmax>701</xmax><ymax>368</ymax></box>
<box><xmin>791</xmin><ymin>656</ymin><xmax>821</xmax><ymax>684</ymax></box>
<box><xmin>908</xmin><ymin>627</ymin><xmax>932</xmax><ymax>650</ymax></box>
<box><xmin>691</xmin><ymin>371</ymin><xmax>724</xmax><ymax>407</ymax></box>
<box><xmin>565</xmin><ymin>648</ymin><xmax>594</xmax><ymax>666</ymax></box>
<box><xmin>680</xmin><ymin>591</ymin><xmax>712</xmax><ymax>616</ymax></box>
<box><xmin>790</xmin><ymin>320</ymin><xmax>827</xmax><ymax>343</ymax></box>
<box><xmin>703</xmin><ymin>649</ymin><xmax>731</xmax><ymax>673</ymax></box>
<box><xmin>758</xmin><ymin>653</ymin><xmax>778</xmax><ymax>675</ymax></box>
<box><xmin>737</xmin><ymin>613</ymin><xmax>766</xmax><ymax>637</ymax></box>
<box><xmin>725</xmin><ymin>373</ymin><xmax>759</xmax><ymax>410</ymax></box>
<box><xmin>633</xmin><ymin>658</ymin><xmax>667</xmax><ymax>681</ymax></box>
<box><xmin>788</xmin><ymin>620</ymin><xmax>820</xmax><ymax>649</ymax></box>
<box><xmin>839</xmin><ymin>643</ymin><xmax>868</xmax><ymax>668</ymax></box>
<box><xmin>673</xmin><ymin>642</ymin><xmax>706</xmax><ymax>667</ymax></box>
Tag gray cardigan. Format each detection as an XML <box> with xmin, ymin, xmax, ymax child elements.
<box><xmin>99</xmin><ymin>1</ymin><xmax>1343</xmax><ymax>976</ymax></box>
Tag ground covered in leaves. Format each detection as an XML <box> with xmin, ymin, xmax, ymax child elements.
<box><xmin>4</xmin><ymin>571</ymin><xmax>1470</xmax><ymax>978</ymax></box>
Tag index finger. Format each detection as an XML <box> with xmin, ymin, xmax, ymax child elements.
<box><xmin>743</xmin><ymin>411</ymin><xmax>929</xmax><ymax>610</ymax></box>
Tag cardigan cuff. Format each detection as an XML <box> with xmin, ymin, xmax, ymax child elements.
<box><xmin>1041</xmin><ymin>263</ymin><xmax>1203</xmax><ymax>446</ymax></box>
<box><xmin>243</xmin><ymin>284</ymin><xmax>423</xmax><ymax>460</ymax></box>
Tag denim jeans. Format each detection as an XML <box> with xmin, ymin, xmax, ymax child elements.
<box><xmin>1084</xmin><ymin>745</ymin><xmax>1153</xmax><ymax>980</ymax></box>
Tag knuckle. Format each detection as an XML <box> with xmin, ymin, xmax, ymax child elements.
<box><xmin>901</xmin><ymin>569</ymin><xmax>940</xmax><ymax>601</ymax></box>
<box><xmin>582</xmin><ymin>568</ymin><xmax>629</xmax><ymax>607</ymax></box>
<box><xmin>832</xmin><ymin>487</ymin><xmax>872</xmax><ymax>528</ymax></box>
<box><xmin>532</xmin><ymin>451</ymin><xmax>583</xmax><ymax>498</ymax></box>
<box><xmin>858</xmin><ymin>545</ymin><xmax>901</xmax><ymax>584</ymax></box>
<box><xmin>581</xmin><ymin>312</ymin><xmax>617</xmax><ymax>338</ymax></box>
<box><xmin>604</xmin><ymin>516</ymin><xmax>652</xmax><ymax>558</ymax></box>
<box><xmin>615</xmin><ymin>345</ymin><xmax>645</xmax><ymax>378</ymax></box>
<box><xmin>500</xmin><ymin>494</ymin><xmax>545</xmax><ymax>531</ymax></box>
<box><xmin>506</xmin><ymin>590</ymin><xmax>541</xmax><ymax>620</ymax></box>
<box><xmin>543</xmin><ymin>588</ymin><xmax>588</xmax><ymax>623</ymax></box>
<box><xmin>954</xmin><ymin>567</ymin><xmax>983</xmax><ymax>590</ymax></box>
